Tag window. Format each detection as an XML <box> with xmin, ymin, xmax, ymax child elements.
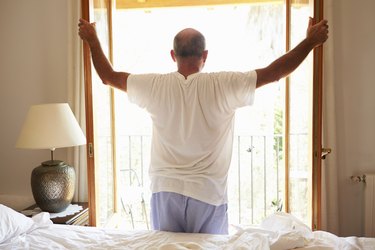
<box><xmin>82</xmin><ymin>0</ymin><xmax>323</xmax><ymax>229</ymax></box>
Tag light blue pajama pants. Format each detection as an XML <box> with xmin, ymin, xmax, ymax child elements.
<box><xmin>150</xmin><ymin>191</ymin><xmax>228</xmax><ymax>234</ymax></box>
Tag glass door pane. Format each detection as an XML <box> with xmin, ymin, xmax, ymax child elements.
<box><xmin>288</xmin><ymin>0</ymin><xmax>314</xmax><ymax>226</ymax></box>
<box><xmin>91</xmin><ymin>0</ymin><xmax>115</xmax><ymax>227</ymax></box>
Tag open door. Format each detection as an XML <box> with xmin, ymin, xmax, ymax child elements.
<box><xmin>286</xmin><ymin>0</ymin><xmax>324</xmax><ymax>229</ymax></box>
<box><xmin>82</xmin><ymin>0</ymin><xmax>325</xmax><ymax>229</ymax></box>
<box><xmin>82</xmin><ymin>0</ymin><xmax>116</xmax><ymax>227</ymax></box>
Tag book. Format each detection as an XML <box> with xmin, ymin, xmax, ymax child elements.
<box><xmin>65</xmin><ymin>207</ymin><xmax>89</xmax><ymax>225</ymax></box>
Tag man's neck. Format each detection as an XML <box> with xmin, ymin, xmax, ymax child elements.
<box><xmin>177</xmin><ymin>69</ymin><xmax>200</xmax><ymax>79</ymax></box>
<box><xmin>177</xmin><ymin>59</ymin><xmax>202</xmax><ymax>79</ymax></box>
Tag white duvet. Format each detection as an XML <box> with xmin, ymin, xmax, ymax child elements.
<box><xmin>0</xmin><ymin>204</ymin><xmax>374</xmax><ymax>250</ymax></box>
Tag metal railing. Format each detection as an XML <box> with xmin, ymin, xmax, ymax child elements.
<box><xmin>117</xmin><ymin>133</ymin><xmax>308</xmax><ymax>229</ymax></box>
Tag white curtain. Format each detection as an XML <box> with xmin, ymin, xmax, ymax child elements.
<box><xmin>321</xmin><ymin>0</ymin><xmax>340</xmax><ymax>235</ymax></box>
<box><xmin>66</xmin><ymin>0</ymin><xmax>88</xmax><ymax>202</ymax></box>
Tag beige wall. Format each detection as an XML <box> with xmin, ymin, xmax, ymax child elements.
<box><xmin>0</xmin><ymin>0</ymin><xmax>69</xmax><ymax>198</ymax></box>
<box><xmin>330</xmin><ymin>0</ymin><xmax>375</xmax><ymax>236</ymax></box>
<box><xmin>0</xmin><ymin>0</ymin><xmax>374</xmax><ymax>237</ymax></box>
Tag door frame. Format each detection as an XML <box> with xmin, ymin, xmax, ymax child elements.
<box><xmin>312</xmin><ymin>0</ymin><xmax>324</xmax><ymax>230</ymax></box>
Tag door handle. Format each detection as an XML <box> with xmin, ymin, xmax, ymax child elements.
<box><xmin>321</xmin><ymin>148</ymin><xmax>331</xmax><ymax>159</ymax></box>
<box><xmin>88</xmin><ymin>143</ymin><xmax>94</xmax><ymax>158</ymax></box>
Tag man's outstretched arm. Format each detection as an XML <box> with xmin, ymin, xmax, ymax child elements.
<box><xmin>255</xmin><ymin>18</ymin><xmax>329</xmax><ymax>88</ymax></box>
<box><xmin>78</xmin><ymin>18</ymin><xmax>129</xmax><ymax>92</ymax></box>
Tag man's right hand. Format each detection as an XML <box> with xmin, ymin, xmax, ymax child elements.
<box><xmin>78</xmin><ymin>18</ymin><xmax>130</xmax><ymax>92</ymax></box>
<box><xmin>78</xmin><ymin>18</ymin><xmax>98</xmax><ymax>45</ymax></box>
<box><xmin>306</xmin><ymin>17</ymin><xmax>329</xmax><ymax>48</ymax></box>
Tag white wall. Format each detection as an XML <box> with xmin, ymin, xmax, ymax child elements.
<box><xmin>331</xmin><ymin>0</ymin><xmax>375</xmax><ymax>237</ymax></box>
<box><xmin>0</xmin><ymin>0</ymin><xmax>69</xmax><ymax>203</ymax></box>
<box><xmin>0</xmin><ymin>0</ymin><xmax>374</xmax><ymax>237</ymax></box>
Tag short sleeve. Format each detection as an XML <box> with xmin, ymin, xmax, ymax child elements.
<box><xmin>215</xmin><ymin>70</ymin><xmax>257</xmax><ymax>110</ymax></box>
<box><xmin>127</xmin><ymin>74</ymin><xmax>156</xmax><ymax>109</ymax></box>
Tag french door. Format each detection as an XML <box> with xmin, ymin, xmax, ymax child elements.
<box><xmin>82</xmin><ymin>0</ymin><xmax>324</xmax><ymax>229</ymax></box>
<box><xmin>286</xmin><ymin>0</ymin><xmax>324</xmax><ymax>229</ymax></box>
<box><xmin>82</xmin><ymin>0</ymin><xmax>116</xmax><ymax>226</ymax></box>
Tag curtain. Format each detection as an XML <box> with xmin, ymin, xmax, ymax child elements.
<box><xmin>67</xmin><ymin>0</ymin><xmax>88</xmax><ymax>202</ymax></box>
<box><xmin>321</xmin><ymin>0</ymin><xmax>340</xmax><ymax>235</ymax></box>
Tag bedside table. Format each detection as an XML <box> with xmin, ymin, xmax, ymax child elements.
<box><xmin>22</xmin><ymin>202</ymin><xmax>89</xmax><ymax>226</ymax></box>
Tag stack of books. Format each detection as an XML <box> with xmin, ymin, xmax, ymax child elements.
<box><xmin>65</xmin><ymin>207</ymin><xmax>89</xmax><ymax>226</ymax></box>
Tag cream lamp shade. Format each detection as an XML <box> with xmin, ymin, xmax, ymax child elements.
<box><xmin>16</xmin><ymin>103</ymin><xmax>86</xmax><ymax>149</ymax></box>
<box><xmin>16</xmin><ymin>103</ymin><xmax>86</xmax><ymax>213</ymax></box>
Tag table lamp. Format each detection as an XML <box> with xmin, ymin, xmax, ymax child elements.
<box><xmin>16</xmin><ymin>103</ymin><xmax>86</xmax><ymax>213</ymax></box>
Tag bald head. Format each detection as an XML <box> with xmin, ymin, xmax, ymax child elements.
<box><xmin>173</xmin><ymin>28</ymin><xmax>206</xmax><ymax>58</ymax></box>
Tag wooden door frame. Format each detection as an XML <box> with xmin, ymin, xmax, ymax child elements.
<box><xmin>312</xmin><ymin>0</ymin><xmax>324</xmax><ymax>230</ymax></box>
<box><xmin>81</xmin><ymin>0</ymin><xmax>97</xmax><ymax>227</ymax></box>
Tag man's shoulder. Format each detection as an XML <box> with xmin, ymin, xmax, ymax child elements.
<box><xmin>128</xmin><ymin>72</ymin><xmax>176</xmax><ymax>82</ymax></box>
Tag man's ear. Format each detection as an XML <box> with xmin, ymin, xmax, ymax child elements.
<box><xmin>170</xmin><ymin>50</ymin><xmax>176</xmax><ymax>62</ymax></box>
<box><xmin>202</xmin><ymin>50</ymin><xmax>208</xmax><ymax>62</ymax></box>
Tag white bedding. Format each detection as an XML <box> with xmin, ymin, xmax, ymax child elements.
<box><xmin>0</xmin><ymin>204</ymin><xmax>374</xmax><ymax>250</ymax></box>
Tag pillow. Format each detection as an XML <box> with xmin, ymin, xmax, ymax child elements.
<box><xmin>0</xmin><ymin>204</ymin><xmax>35</xmax><ymax>244</ymax></box>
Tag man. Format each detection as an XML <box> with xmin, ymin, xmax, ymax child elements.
<box><xmin>78</xmin><ymin>17</ymin><xmax>328</xmax><ymax>234</ymax></box>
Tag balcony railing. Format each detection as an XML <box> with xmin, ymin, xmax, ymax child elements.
<box><xmin>115</xmin><ymin>133</ymin><xmax>308</xmax><ymax>229</ymax></box>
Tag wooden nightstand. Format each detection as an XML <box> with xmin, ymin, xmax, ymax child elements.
<box><xmin>22</xmin><ymin>202</ymin><xmax>89</xmax><ymax>226</ymax></box>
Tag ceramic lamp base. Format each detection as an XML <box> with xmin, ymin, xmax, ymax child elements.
<box><xmin>31</xmin><ymin>160</ymin><xmax>75</xmax><ymax>213</ymax></box>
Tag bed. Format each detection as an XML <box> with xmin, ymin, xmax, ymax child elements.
<box><xmin>1</xmin><ymin>204</ymin><xmax>374</xmax><ymax>250</ymax></box>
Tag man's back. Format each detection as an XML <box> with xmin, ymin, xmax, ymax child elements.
<box><xmin>127</xmin><ymin>70</ymin><xmax>257</xmax><ymax>206</ymax></box>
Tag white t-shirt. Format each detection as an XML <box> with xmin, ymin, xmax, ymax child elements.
<box><xmin>127</xmin><ymin>71</ymin><xmax>257</xmax><ymax>205</ymax></box>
